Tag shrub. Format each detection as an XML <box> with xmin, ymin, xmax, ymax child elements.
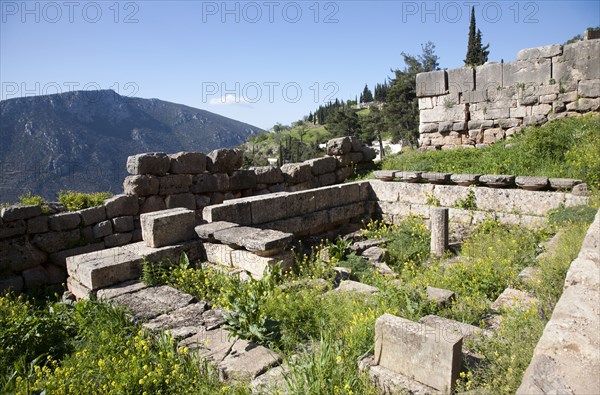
<box><xmin>548</xmin><ymin>205</ymin><xmax>598</xmax><ymax>226</ymax></box>
<box><xmin>58</xmin><ymin>190</ymin><xmax>112</xmax><ymax>211</ymax></box>
<box><xmin>18</xmin><ymin>192</ymin><xmax>50</xmax><ymax>214</ymax></box>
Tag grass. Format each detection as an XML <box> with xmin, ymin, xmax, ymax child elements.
<box><xmin>12</xmin><ymin>190</ymin><xmax>113</xmax><ymax>213</ymax></box>
<box><xmin>382</xmin><ymin>115</ymin><xmax>600</xmax><ymax>189</ymax></box>
<box><xmin>2</xmin><ymin>209</ymin><xmax>593</xmax><ymax>394</ymax></box>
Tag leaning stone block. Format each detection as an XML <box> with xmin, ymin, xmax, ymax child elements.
<box><xmin>66</xmin><ymin>247</ymin><xmax>143</xmax><ymax>290</ymax></box>
<box><xmin>140</xmin><ymin>208</ymin><xmax>196</xmax><ymax>248</ymax></box>
<box><xmin>127</xmin><ymin>152</ymin><xmax>171</xmax><ymax>175</ymax></box>
<box><xmin>375</xmin><ymin>314</ymin><xmax>462</xmax><ymax>393</ymax></box>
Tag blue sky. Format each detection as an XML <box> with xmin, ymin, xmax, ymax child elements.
<box><xmin>1</xmin><ymin>0</ymin><xmax>598</xmax><ymax>130</ymax></box>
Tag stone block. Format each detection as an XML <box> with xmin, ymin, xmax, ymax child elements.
<box><xmin>140</xmin><ymin>195</ymin><xmax>166</xmax><ymax>213</ymax></box>
<box><xmin>567</xmin><ymin>97</ymin><xmax>600</xmax><ymax>112</ymax></box>
<box><xmin>474</xmin><ymin>187</ymin><xmax>515</xmax><ymax>212</ymax></box>
<box><xmin>112</xmin><ymin>216</ymin><xmax>134</xmax><ymax>233</ymax></box>
<box><xmin>554</xmin><ymin>39</ymin><xmax>600</xmax><ymax>83</ymax></box>
<box><xmin>247</xmin><ymin>193</ymin><xmax>288</xmax><ymax>224</ymax></box>
<box><xmin>96</xmin><ymin>280</ymin><xmax>148</xmax><ymax>300</ymax></box>
<box><xmin>203</xmin><ymin>200</ymin><xmax>252</xmax><ymax>225</ymax></box>
<box><xmin>335</xmin><ymin>152</ymin><xmax>363</xmax><ymax>167</ymax></box>
<box><xmin>159</xmin><ymin>174</ymin><xmax>193</xmax><ymax>195</ymax></box>
<box><xmin>450</xmin><ymin>174</ymin><xmax>480</xmax><ymax>186</ymax></box>
<box><xmin>93</xmin><ymin>220</ymin><xmax>113</xmax><ymax>239</ymax></box>
<box><xmin>419</xmin><ymin>104</ymin><xmax>466</xmax><ymax>123</ymax></box>
<box><xmin>503</xmin><ymin>59</ymin><xmax>552</xmax><ymax>87</ymax></box>
<box><xmin>549</xmin><ymin>178</ymin><xmax>582</xmax><ymax>191</ymax></box>
<box><xmin>491</xmin><ymin>288</ymin><xmax>539</xmax><ymax>312</ymax></box>
<box><xmin>123</xmin><ymin>175</ymin><xmax>160</xmax><ymax>196</ymax></box>
<box><xmin>32</xmin><ymin>229</ymin><xmax>81</xmax><ymax>253</ymax></box>
<box><xmin>77</xmin><ymin>206</ymin><xmax>107</xmax><ymax>226</ymax></box>
<box><xmin>195</xmin><ymin>221</ymin><xmax>239</xmax><ymax>240</ymax></box>
<box><xmin>448</xmin><ymin>67</ymin><xmax>475</xmax><ymax>95</ymax></box>
<box><xmin>1</xmin><ymin>205</ymin><xmax>42</xmax><ymax>222</ymax></box>
<box><xmin>219</xmin><ymin>339</ymin><xmax>282</xmax><ymax>380</ymax></box>
<box><xmin>207</xmin><ymin>148</ymin><xmax>243</xmax><ymax>174</ymax></box>
<box><xmin>373</xmin><ymin>170</ymin><xmax>395</xmax><ymax>181</ymax></box>
<box><xmin>165</xmin><ymin>193</ymin><xmax>196</xmax><ymax>210</ymax></box>
<box><xmin>104</xmin><ymin>194</ymin><xmax>139</xmax><ymax>218</ymax></box>
<box><xmin>124</xmin><ymin>240</ymin><xmax>205</xmax><ymax>265</ymax></box>
<box><xmin>421</xmin><ymin>172</ymin><xmax>450</xmax><ymax>184</ymax></box>
<box><xmin>169</xmin><ymin>152</ymin><xmax>206</xmax><ymax>174</ymax></box>
<box><xmin>27</xmin><ymin>216</ymin><xmax>49</xmax><ymax>234</ymax></box>
<box><xmin>251</xmin><ymin>166</ymin><xmax>284</xmax><ymax>184</ymax></box>
<box><xmin>112</xmin><ymin>285</ymin><xmax>194</xmax><ymax>321</ymax></box>
<box><xmin>475</xmin><ymin>63</ymin><xmax>503</xmax><ymax>89</ymax></box>
<box><xmin>416</xmin><ymin>70</ymin><xmax>448</xmax><ymax>97</ymax></box>
<box><xmin>512</xmin><ymin>189</ymin><xmax>565</xmax><ymax>216</ymax></box>
<box><xmin>375</xmin><ymin>314</ymin><xmax>462</xmax><ymax>393</ymax></box>
<box><xmin>49</xmin><ymin>212</ymin><xmax>81</xmax><ymax>231</ymax></box>
<box><xmin>66</xmin><ymin>277</ymin><xmax>93</xmax><ymax>300</ymax></box>
<box><xmin>143</xmin><ymin>302</ymin><xmax>208</xmax><ymax>336</ymax></box>
<box><xmin>181</xmin><ymin>328</ymin><xmax>236</xmax><ymax>363</ymax></box>
<box><xmin>140</xmin><ymin>208</ymin><xmax>196</xmax><ymax>248</ymax></box>
<box><xmin>419</xmin><ymin>122</ymin><xmax>438</xmax><ymax>133</ymax></box>
<box><xmin>104</xmin><ymin>233</ymin><xmax>133</xmax><ymax>248</ymax></box>
<box><xmin>49</xmin><ymin>242</ymin><xmax>105</xmax><ymax>268</ymax></box>
<box><xmin>578</xmin><ymin>79</ymin><xmax>600</xmax><ymax>98</ymax></box>
<box><xmin>479</xmin><ymin>174</ymin><xmax>515</xmax><ymax>188</ymax></box>
<box><xmin>418</xmin><ymin>315</ymin><xmax>490</xmax><ymax>342</ymax></box>
<box><xmin>318</xmin><ymin>172</ymin><xmax>336</xmax><ymax>187</ymax></box>
<box><xmin>127</xmin><ymin>152</ymin><xmax>171</xmax><ymax>175</ymax></box>
<box><xmin>426</xmin><ymin>286</ymin><xmax>456</xmax><ymax>306</ymax></box>
<box><xmin>0</xmin><ymin>237</ymin><xmax>47</xmax><ymax>272</ymax></box>
<box><xmin>516</xmin><ymin>44</ymin><xmax>562</xmax><ymax>61</ymax></box>
<box><xmin>328</xmin><ymin>202</ymin><xmax>366</xmax><ymax>224</ymax></box>
<box><xmin>229</xmin><ymin>170</ymin><xmax>257</xmax><ymax>190</ymax></box>
<box><xmin>280</xmin><ymin>163</ymin><xmax>312</xmax><ymax>184</ymax></box>
<box><xmin>203</xmin><ymin>242</ymin><xmax>235</xmax><ymax>266</ymax></box>
<box><xmin>333</xmin><ymin>280</ymin><xmax>378</xmax><ymax>295</ymax></box>
<box><xmin>191</xmin><ymin>173</ymin><xmax>230</xmax><ymax>194</ymax></box>
<box><xmin>212</xmin><ymin>226</ymin><xmax>293</xmax><ymax>252</ymax></box>
<box><xmin>304</xmin><ymin>156</ymin><xmax>337</xmax><ymax>175</ymax></box>
<box><xmin>66</xmin><ymin>247</ymin><xmax>144</xmax><ymax>290</ymax></box>
<box><xmin>314</xmin><ymin>183</ymin><xmax>361</xmax><ymax>211</ymax></box>
<box><xmin>515</xmin><ymin>176</ymin><xmax>549</xmax><ymax>191</ymax></box>
<box><xmin>326</xmin><ymin>137</ymin><xmax>352</xmax><ymax>155</ymax></box>
<box><xmin>230</xmin><ymin>250</ymin><xmax>293</xmax><ymax>278</ymax></box>
<box><xmin>335</xmin><ymin>166</ymin><xmax>354</xmax><ymax>182</ymax></box>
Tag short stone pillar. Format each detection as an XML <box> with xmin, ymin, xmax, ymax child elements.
<box><xmin>430</xmin><ymin>207</ymin><xmax>449</xmax><ymax>258</ymax></box>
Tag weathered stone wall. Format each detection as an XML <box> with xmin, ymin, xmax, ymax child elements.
<box><xmin>517</xmin><ymin>209</ymin><xmax>600</xmax><ymax>394</ymax></box>
<box><xmin>417</xmin><ymin>35</ymin><xmax>600</xmax><ymax>150</ymax></box>
<box><xmin>0</xmin><ymin>136</ymin><xmax>375</xmax><ymax>293</ymax></box>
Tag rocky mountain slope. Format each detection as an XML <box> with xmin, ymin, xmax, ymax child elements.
<box><xmin>0</xmin><ymin>90</ymin><xmax>262</xmax><ymax>202</ymax></box>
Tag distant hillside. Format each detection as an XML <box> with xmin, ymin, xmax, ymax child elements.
<box><xmin>0</xmin><ymin>90</ymin><xmax>263</xmax><ymax>202</ymax></box>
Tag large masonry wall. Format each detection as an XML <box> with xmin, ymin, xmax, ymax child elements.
<box><xmin>417</xmin><ymin>36</ymin><xmax>600</xmax><ymax>150</ymax></box>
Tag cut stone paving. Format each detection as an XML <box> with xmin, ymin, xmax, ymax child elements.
<box><xmin>111</xmin><ymin>285</ymin><xmax>195</xmax><ymax>321</ymax></box>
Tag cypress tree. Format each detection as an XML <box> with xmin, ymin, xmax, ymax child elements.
<box><xmin>464</xmin><ymin>6</ymin><xmax>478</xmax><ymax>66</ymax></box>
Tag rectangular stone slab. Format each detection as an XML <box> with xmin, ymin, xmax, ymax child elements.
<box><xmin>212</xmin><ymin>226</ymin><xmax>293</xmax><ymax>252</ymax></box>
<box><xmin>111</xmin><ymin>285</ymin><xmax>194</xmax><ymax>321</ymax></box>
<box><xmin>140</xmin><ymin>208</ymin><xmax>196</xmax><ymax>248</ymax></box>
<box><xmin>375</xmin><ymin>313</ymin><xmax>462</xmax><ymax>393</ymax></box>
<box><xmin>194</xmin><ymin>221</ymin><xmax>239</xmax><ymax>239</ymax></box>
<box><xmin>66</xmin><ymin>247</ymin><xmax>143</xmax><ymax>290</ymax></box>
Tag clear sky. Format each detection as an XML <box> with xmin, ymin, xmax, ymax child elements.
<box><xmin>1</xmin><ymin>0</ymin><xmax>598</xmax><ymax>130</ymax></box>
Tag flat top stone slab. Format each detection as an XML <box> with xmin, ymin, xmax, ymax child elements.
<box><xmin>450</xmin><ymin>174</ymin><xmax>481</xmax><ymax>186</ymax></box>
<box><xmin>195</xmin><ymin>221</ymin><xmax>239</xmax><ymax>239</ymax></box>
<box><xmin>394</xmin><ymin>171</ymin><xmax>422</xmax><ymax>182</ymax></box>
<box><xmin>112</xmin><ymin>285</ymin><xmax>195</xmax><ymax>321</ymax></box>
<box><xmin>515</xmin><ymin>176</ymin><xmax>549</xmax><ymax>191</ymax></box>
<box><xmin>426</xmin><ymin>286</ymin><xmax>456</xmax><ymax>305</ymax></box>
<box><xmin>212</xmin><ymin>226</ymin><xmax>293</xmax><ymax>252</ymax></box>
<box><xmin>143</xmin><ymin>302</ymin><xmax>209</xmax><ymax>333</ymax></box>
<box><xmin>97</xmin><ymin>280</ymin><xmax>148</xmax><ymax>300</ymax></box>
<box><xmin>373</xmin><ymin>170</ymin><xmax>396</xmax><ymax>181</ymax></box>
<box><xmin>549</xmin><ymin>178</ymin><xmax>582</xmax><ymax>190</ymax></box>
<box><xmin>418</xmin><ymin>314</ymin><xmax>491</xmax><ymax>342</ymax></box>
<box><xmin>421</xmin><ymin>172</ymin><xmax>451</xmax><ymax>184</ymax></box>
<box><xmin>479</xmin><ymin>174</ymin><xmax>515</xmax><ymax>188</ymax></box>
<box><xmin>66</xmin><ymin>247</ymin><xmax>143</xmax><ymax>290</ymax></box>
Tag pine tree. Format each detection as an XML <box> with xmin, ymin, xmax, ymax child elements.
<box><xmin>361</xmin><ymin>84</ymin><xmax>373</xmax><ymax>103</ymax></box>
<box><xmin>464</xmin><ymin>7</ymin><xmax>489</xmax><ymax>66</ymax></box>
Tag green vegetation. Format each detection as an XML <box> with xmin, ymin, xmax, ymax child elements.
<box><xmin>2</xmin><ymin>204</ymin><xmax>593</xmax><ymax>394</ymax></box>
<box><xmin>464</xmin><ymin>6</ymin><xmax>490</xmax><ymax>66</ymax></box>
<box><xmin>12</xmin><ymin>190</ymin><xmax>113</xmax><ymax>213</ymax></box>
<box><xmin>383</xmin><ymin>115</ymin><xmax>600</xmax><ymax>189</ymax></box>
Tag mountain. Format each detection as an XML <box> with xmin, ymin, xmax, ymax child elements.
<box><xmin>0</xmin><ymin>90</ymin><xmax>263</xmax><ymax>203</ymax></box>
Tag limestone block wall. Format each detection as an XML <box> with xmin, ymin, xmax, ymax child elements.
<box><xmin>0</xmin><ymin>136</ymin><xmax>375</xmax><ymax>293</ymax></box>
<box><xmin>417</xmin><ymin>35</ymin><xmax>600</xmax><ymax>149</ymax></box>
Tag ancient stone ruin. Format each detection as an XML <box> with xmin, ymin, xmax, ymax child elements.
<box><xmin>416</xmin><ymin>31</ymin><xmax>600</xmax><ymax>149</ymax></box>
